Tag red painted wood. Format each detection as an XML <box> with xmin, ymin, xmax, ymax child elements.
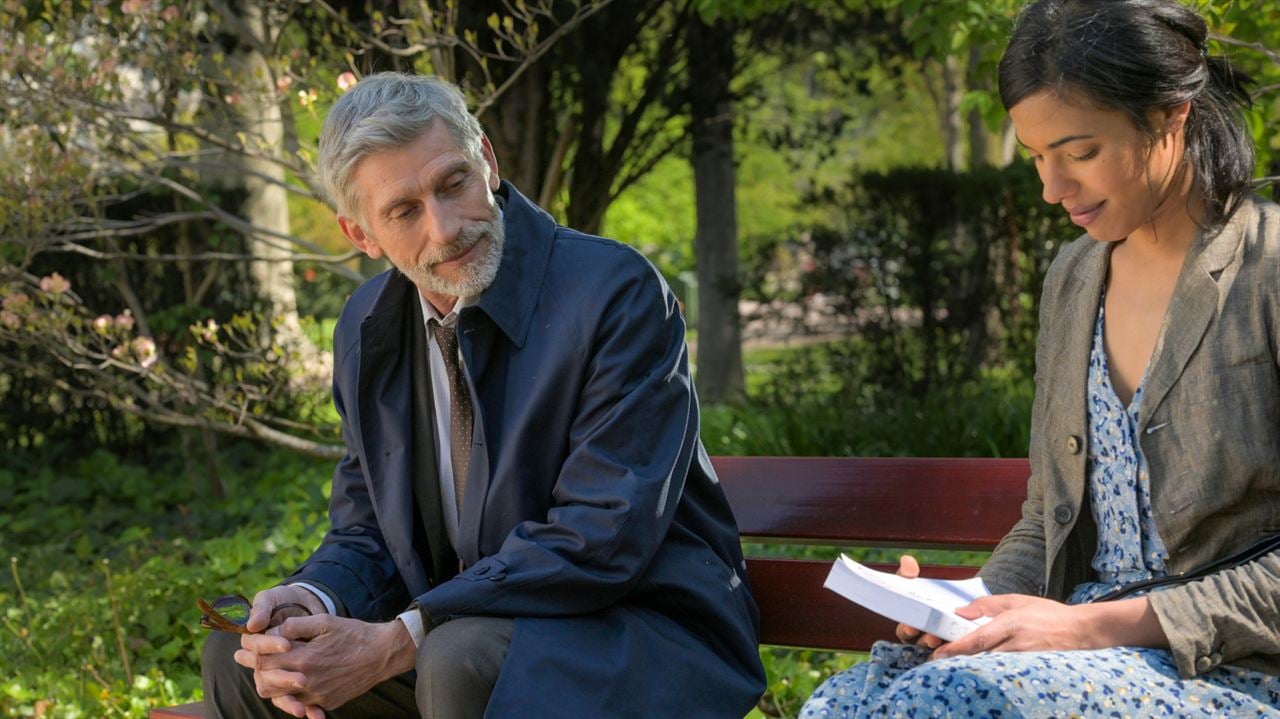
<box><xmin>747</xmin><ymin>558</ymin><xmax>980</xmax><ymax>651</ymax></box>
<box><xmin>713</xmin><ymin>456</ymin><xmax>1028</xmax><ymax>549</ymax></box>
<box><xmin>149</xmin><ymin>703</ymin><xmax>204</xmax><ymax>718</ymax></box>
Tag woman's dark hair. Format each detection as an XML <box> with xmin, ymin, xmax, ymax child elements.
<box><xmin>1000</xmin><ymin>0</ymin><xmax>1255</xmax><ymax>228</ymax></box>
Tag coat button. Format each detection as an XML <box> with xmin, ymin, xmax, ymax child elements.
<box><xmin>1195</xmin><ymin>655</ymin><xmax>1214</xmax><ymax>673</ymax></box>
<box><xmin>1053</xmin><ymin>504</ymin><xmax>1073</xmax><ymax>524</ymax></box>
<box><xmin>1065</xmin><ymin>435</ymin><xmax>1082</xmax><ymax>454</ymax></box>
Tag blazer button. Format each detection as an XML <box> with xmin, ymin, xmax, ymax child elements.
<box><xmin>1053</xmin><ymin>504</ymin><xmax>1073</xmax><ymax>524</ymax></box>
<box><xmin>1065</xmin><ymin>435</ymin><xmax>1082</xmax><ymax>454</ymax></box>
<box><xmin>1195</xmin><ymin>655</ymin><xmax>1214</xmax><ymax>673</ymax></box>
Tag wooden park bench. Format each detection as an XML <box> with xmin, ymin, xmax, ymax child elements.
<box><xmin>151</xmin><ymin>455</ymin><xmax>1029</xmax><ymax>718</ymax></box>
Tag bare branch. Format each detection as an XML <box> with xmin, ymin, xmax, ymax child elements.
<box><xmin>1211</xmin><ymin>32</ymin><xmax>1280</xmax><ymax>65</ymax></box>
<box><xmin>42</xmin><ymin>242</ymin><xmax>362</xmax><ymax>266</ymax></box>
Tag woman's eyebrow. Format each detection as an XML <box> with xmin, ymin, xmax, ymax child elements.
<box><xmin>1016</xmin><ymin>134</ymin><xmax>1095</xmax><ymax>151</ymax></box>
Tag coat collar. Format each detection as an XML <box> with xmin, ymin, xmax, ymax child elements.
<box><xmin>466</xmin><ymin>180</ymin><xmax>557</xmax><ymax>350</ymax></box>
<box><xmin>354</xmin><ymin>180</ymin><xmax>557</xmax><ymax>352</ymax></box>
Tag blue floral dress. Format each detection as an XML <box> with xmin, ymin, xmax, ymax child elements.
<box><xmin>800</xmin><ymin>299</ymin><xmax>1280</xmax><ymax>718</ymax></box>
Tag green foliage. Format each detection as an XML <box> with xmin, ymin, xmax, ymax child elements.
<box><xmin>0</xmin><ymin>444</ymin><xmax>331</xmax><ymax>718</ymax></box>
<box><xmin>703</xmin><ymin>340</ymin><xmax>1034</xmax><ymax>459</ymax></box>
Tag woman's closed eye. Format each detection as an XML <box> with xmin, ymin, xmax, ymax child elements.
<box><xmin>1069</xmin><ymin>147</ymin><xmax>1100</xmax><ymax>162</ymax></box>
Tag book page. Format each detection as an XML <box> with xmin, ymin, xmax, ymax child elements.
<box><xmin>838</xmin><ymin>555</ymin><xmax>990</xmax><ymax>613</ymax></box>
<box><xmin>823</xmin><ymin>554</ymin><xmax>992</xmax><ymax>641</ymax></box>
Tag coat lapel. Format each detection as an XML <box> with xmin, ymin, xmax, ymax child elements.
<box><xmin>454</xmin><ymin>181</ymin><xmax>558</xmax><ymax>559</ymax></box>
<box><xmin>355</xmin><ymin>272</ymin><xmax>430</xmax><ymax>594</ymax></box>
<box><xmin>1138</xmin><ymin>208</ymin><xmax>1249</xmax><ymax>432</ymax></box>
<box><xmin>1049</xmin><ymin>241</ymin><xmax>1109</xmax><ymax>529</ymax></box>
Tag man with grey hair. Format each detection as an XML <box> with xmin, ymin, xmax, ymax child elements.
<box><xmin>201</xmin><ymin>72</ymin><xmax>765</xmax><ymax>719</ymax></box>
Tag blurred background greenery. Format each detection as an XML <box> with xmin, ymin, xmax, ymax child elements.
<box><xmin>4</xmin><ymin>0</ymin><xmax>1280</xmax><ymax>716</ymax></box>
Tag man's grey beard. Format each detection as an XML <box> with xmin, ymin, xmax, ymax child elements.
<box><xmin>398</xmin><ymin>213</ymin><xmax>505</xmax><ymax>299</ymax></box>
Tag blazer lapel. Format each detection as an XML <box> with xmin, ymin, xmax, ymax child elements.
<box><xmin>1138</xmin><ymin>211</ymin><xmax>1248</xmax><ymax>432</ymax></box>
<box><xmin>1053</xmin><ymin>241</ymin><xmax>1108</xmax><ymax>508</ymax></box>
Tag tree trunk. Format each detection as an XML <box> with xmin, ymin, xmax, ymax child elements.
<box><xmin>940</xmin><ymin>55</ymin><xmax>966</xmax><ymax>172</ymax></box>
<box><xmin>966</xmin><ymin>46</ymin><xmax>990</xmax><ymax>169</ymax></box>
<box><xmin>211</xmin><ymin>2</ymin><xmax>326</xmax><ymax>376</ymax></box>
<box><xmin>998</xmin><ymin>117</ymin><xmax>1018</xmax><ymax>167</ymax></box>
<box><xmin>688</xmin><ymin>16</ymin><xmax>745</xmax><ymax>405</ymax></box>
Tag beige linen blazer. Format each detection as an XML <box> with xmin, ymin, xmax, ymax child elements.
<box><xmin>979</xmin><ymin>195</ymin><xmax>1280</xmax><ymax>678</ymax></box>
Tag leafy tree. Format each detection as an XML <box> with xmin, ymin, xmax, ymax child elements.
<box><xmin>0</xmin><ymin>0</ymin><xmax>607</xmax><ymax>461</ymax></box>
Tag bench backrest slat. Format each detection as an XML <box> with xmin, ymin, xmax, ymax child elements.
<box><xmin>713</xmin><ymin>456</ymin><xmax>1029</xmax><ymax>549</ymax></box>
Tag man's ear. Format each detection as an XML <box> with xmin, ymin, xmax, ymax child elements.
<box><xmin>338</xmin><ymin>215</ymin><xmax>382</xmax><ymax>259</ymax></box>
<box><xmin>479</xmin><ymin>133</ymin><xmax>501</xmax><ymax>192</ymax></box>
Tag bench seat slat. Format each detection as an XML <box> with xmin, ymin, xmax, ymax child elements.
<box><xmin>747</xmin><ymin>558</ymin><xmax>981</xmax><ymax>651</ymax></box>
<box><xmin>714</xmin><ymin>456</ymin><xmax>1028</xmax><ymax>549</ymax></box>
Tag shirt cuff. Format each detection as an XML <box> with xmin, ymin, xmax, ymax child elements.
<box><xmin>396</xmin><ymin>609</ymin><xmax>427</xmax><ymax>648</ymax></box>
<box><xmin>292</xmin><ymin>582</ymin><xmax>337</xmax><ymax>615</ymax></box>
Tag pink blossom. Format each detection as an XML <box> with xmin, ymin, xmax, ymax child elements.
<box><xmin>92</xmin><ymin>315</ymin><xmax>113</xmax><ymax>332</ymax></box>
<box><xmin>297</xmin><ymin>88</ymin><xmax>318</xmax><ymax>107</ymax></box>
<box><xmin>121</xmin><ymin>0</ymin><xmax>144</xmax><ymax>14</ymax></box>
<box><xmin>276</xmin><ymin>75</ymin><xmax>293</xmax><ymax>93</ymax></box>
<box><xmin>114</xmin><ymin>311</ymin><xmax>135</xmax><ymax>331</ymax></box>
<box><xmin>132</xmin><ymin>337</ymin><xmax>158</xmax><ymax>369</ymax></box>
<box><xmin>39</xmin><ymin>272</ymin><xmax>70</xmax><ymax>294</ymax></box>
<box><xmin>161</xmin><ymin>5</ymin><xmax>179</xmax><ymax>21</ymax></box>
<box><xmin>336</xmin><ymin>72</ymin><xmax>358</xmax><ymax>92</ymax></box>
<box><xmin>0</xmin><ymin>310</ymin><xmax>18</xmax><ymax>329</ymax></box>
<box><xmin>224</xmin><ymin>93</ymin><xmax>241</xmax><ymax>107</ymax></box>
<box><xmin>2</xmin><ymin>292</ymin><xmax>28</xmax><ymax>311</ymax></box>
<box><xmin>193</xmin><ymin>318</ymin><xmax>219</xmax><ymax>343</ymax></box>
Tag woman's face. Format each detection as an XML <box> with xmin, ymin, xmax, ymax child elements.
<box><xmin>1009</xmin><ymin>89</ymin><xmax>1189</xmax><ymax>242</ymax></box>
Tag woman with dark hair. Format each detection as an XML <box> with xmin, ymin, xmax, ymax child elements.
<box><xmin>802</xmin><ymin>1</ymin><xmax>1280</xmax><ymax>716</ymax></box>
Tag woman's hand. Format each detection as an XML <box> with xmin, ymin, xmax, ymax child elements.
<box><xmin>892</xmin><ymin>555</ymin><xmax>947</xmax><ymax>650</ymax></box>
<box><xmin>932</xmin><ymin>595</ymin><xmax>1167</xmax><ymax>659</ymax></box>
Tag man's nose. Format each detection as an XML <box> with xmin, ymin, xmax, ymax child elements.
<box><xmin>424</xmin><ymin>202</ymin><xmax>462</xmax><ymax>246</ymax></box>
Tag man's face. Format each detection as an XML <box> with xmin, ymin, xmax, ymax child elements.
<box><xmin>338</xmin><ymin>120</ymin><xmax>505</xmax><ymax>309</ymax></box>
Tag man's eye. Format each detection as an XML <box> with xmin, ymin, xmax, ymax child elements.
<box><xmin>394</xmin><ymin>206</ymin><xmax>416</xmax><ymax>220</ymax></box>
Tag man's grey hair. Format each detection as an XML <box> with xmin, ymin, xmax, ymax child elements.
<box><xmin>316</xmin><ymin>72</ymin><xmax>484</xmax><ymax>222</ymax></box>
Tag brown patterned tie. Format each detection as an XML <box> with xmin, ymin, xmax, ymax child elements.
<box><xmin>429</xmin><ymin>319</ymin><xmax>472</xmax><ymax>517</ymax></box>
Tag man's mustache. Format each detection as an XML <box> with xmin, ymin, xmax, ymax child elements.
<box><xmin>427</xmin><ymin>221</ymin><xmax>494</xmax><ymax>266</ymax></box>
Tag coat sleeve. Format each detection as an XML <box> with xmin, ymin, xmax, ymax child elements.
<box><xmin>1149</xmin><ymin>220</ymin><xmax>1280</xmax><ymax>677</ymax></box>
<box><xmin>284</xmin><ymin>313</ymin><xmax>409</xmax><ymax>621</ymax></box>
<box><xmin>1147</xmin><ymin>552</ymin><xmax>1280</xmax><ymax>677</ymax></box>
<box><xmin>416</xmin><ymin>254</ymin><xmax>695</xmax><ymax>623</ymax></box>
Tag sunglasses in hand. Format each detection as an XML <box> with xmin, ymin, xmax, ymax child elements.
<box><xmin>198</xmin><ymin>594</ymin><xmax>313</xmax><ymax>634</ymax></box>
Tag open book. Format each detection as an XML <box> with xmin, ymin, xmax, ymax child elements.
<box><xmin>823</xmin><ymin>554</ymin><xmax>992</xmax><ymax>642</ymax></box>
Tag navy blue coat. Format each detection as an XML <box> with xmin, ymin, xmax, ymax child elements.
<box><xmin>289</xmin><ymin>183</ymin><xmax>765</xmax><ymax>717</ymax></box>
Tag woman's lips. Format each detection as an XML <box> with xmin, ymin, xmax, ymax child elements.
<box><xmin>1067</xmin><ymin>201</ymin><xmax>1104</xmax><ymax>227</ymax></box>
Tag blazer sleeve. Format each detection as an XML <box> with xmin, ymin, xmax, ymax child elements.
<box><xmin>284</xmin><ymin>314</ymin><xmax>409</xmax><ymax>621</ymax></box>
<box><xmin>978</xmin><ymin>251</ymin><xmax>1066</xmax><ymax>596</ymax></box>
<box><xmin>1149</xmin><ymin>225</ymin><xmax>1280</xmax><ymax>677</ymax></box>
<box><xmin>416</xmin><ymin>254</ymin><xmax>695</xmax><ymax>623</ymax></box>
<box><xmin>1147</xmin><ymin>551</ymin><xmax>1280</xmax><ymax>677</ymax></box>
